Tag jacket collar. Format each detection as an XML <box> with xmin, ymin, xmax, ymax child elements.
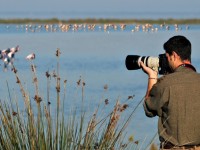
<box><xmin>175</xmin><ymin>64</ymin><xmax>196</xmax><ymax>72</ymax></box>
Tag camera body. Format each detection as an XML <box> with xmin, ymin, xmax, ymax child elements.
<box><xmin>125</xmin><ymin>54</ymin><xmax>172</xmax><ymax>75</ymax></box>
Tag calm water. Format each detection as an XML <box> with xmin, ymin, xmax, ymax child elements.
<box><xmin>0</xmin><ymin>24</ymin><xmax>200</xmax><ymax>148</ymax></box>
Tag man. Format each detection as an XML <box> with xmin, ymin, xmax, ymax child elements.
<box><xmin>140</xmin><ymin>35</ymin><xmax>200</xmax><ymax>149</ymax></box>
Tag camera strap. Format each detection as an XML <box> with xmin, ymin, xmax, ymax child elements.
<box><xmin>178</xmin><ymin>64</ymin><xmax>196</xmax><ymax>72</ymax></box>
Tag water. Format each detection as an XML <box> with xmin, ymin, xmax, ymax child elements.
<box><xmin>1</xmin><ymin>24</ymin><xmax>200</xmax><ymax>148</ymax></box>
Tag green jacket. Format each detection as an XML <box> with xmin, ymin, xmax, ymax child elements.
<box><xmin>144</xmin><ymin>65</ymin><xmax>200</xmax><ymax>146</ymax></box>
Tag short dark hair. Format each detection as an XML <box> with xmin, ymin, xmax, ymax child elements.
<box><xmin>163</xmin><ymin>35</ymin><xmax>191</xmax><ymax>61</ymax></box>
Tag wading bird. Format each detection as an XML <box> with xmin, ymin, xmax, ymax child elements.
<box><xmin>26</xmin><ymin>53</ymin><xmax>35</xmax><ymax>60</ymax></box>
<box><xmin>0</xmin><ymin>45</ymin><xmax>19</xmax><ymax>71</ymax></box>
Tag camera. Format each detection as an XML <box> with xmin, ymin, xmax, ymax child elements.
<box><xmin>125</xmin><ymin>54</ymin><xmax>172</xmax><ymax>75</ymax></box>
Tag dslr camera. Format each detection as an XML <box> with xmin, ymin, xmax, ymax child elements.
<box><xmin>125</xmin><ymin>54</ymin><xmax>172</xmax><ymax>75</ymax></box>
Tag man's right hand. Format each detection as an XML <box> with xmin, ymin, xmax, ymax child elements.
<box><xmin>139</xmin><ymin>61</ymin><xmax>158</xmax><ymax>78</ymax></box>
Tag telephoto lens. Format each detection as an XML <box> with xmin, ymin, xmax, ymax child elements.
<box><xmin>125</xmin><ymin>54</ymin><xmax>171</xmax><ymax>75</ymax></box>
<box><xmin>125</xmin><ymin>55</ymin><xmax>159</xmax><ymax>71</ymax></box>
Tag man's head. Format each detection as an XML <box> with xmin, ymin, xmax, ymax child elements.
<box><xmin>164</xmin><ymin>35</ymin><xmax>191</xmax><ymax>70</ymax></box>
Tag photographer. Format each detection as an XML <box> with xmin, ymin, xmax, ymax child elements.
<box><xmin>140</xmin><ymin>35</ymin><xmax>200</xmax><ymax>149</ymax></box>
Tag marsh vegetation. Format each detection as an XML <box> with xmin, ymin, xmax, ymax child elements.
<box><xmin>0</xmin><ymin>49</ymin><xmax>158</xmax><ymax>149</ymax></box>
<box><xmin>0</xmin><ymin>18</ymin><xmax>200</xmax><ymax>24</ymax></box>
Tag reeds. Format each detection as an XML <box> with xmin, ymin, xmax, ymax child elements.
<box><xmin>0</xmin><ymin>49</ymin><xmax>158</xmax><ymax>149</ymax></box>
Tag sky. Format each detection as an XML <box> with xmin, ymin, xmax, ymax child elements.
<box><xmin>0</xmin><ymin>0</ymin><xmax>200</xmax><ymax>19</ymax></box>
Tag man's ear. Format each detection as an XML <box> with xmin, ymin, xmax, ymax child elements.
<box><xmin>172</xmin><ymin>51</ymin><xmax>179</xmax><ymax>60</ymax></box>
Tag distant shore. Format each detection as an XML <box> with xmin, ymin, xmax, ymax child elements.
<box><xmin>1</xmin><ymin>18</ymin><xmax>200</xmax><ymax>24</ymax></box>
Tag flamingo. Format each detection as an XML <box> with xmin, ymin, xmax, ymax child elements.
<box><xmin>0</xmin><ymin>45</ymin><xmax>19</xmax><ymax>71</ymax></box>
<box><xmin>26</xmin><ymin>53</ymin><xmax>36</xmax><ymax>60</ymax></box>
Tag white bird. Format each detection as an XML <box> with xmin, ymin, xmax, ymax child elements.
<box><xmin>10</xmin><ymin>45</ymin><xmax>19</xmax><ymax>53</ymax></box>
<box><xmin>0</xmin><ymin>45</ymin><xmax>20</xmax><ymax>71</ymax></box>
<box><xmin>26</xmin><ymin>53</ymin><xmax>35</xmax><ymax>60</ymax></box>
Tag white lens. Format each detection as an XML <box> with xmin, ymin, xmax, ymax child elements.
<box><xmin>147</xmin><ymin>57</ymin><xmax>159</xmax><ymax>71</ymax></box>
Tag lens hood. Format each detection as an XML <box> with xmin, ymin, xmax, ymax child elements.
<box><xmin>125</xmin><ymin>55</ymin><xmax>141</xmax><ymax>70</ymax></box>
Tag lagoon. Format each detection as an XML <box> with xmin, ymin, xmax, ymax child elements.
<box><xmin>0</xmin><ymin>24</ymin><xmax>200</xmax><ymax>148</ymax></box>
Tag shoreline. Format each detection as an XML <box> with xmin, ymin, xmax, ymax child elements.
<box><xmin>1</xmin><ymin>18</ymin><xmax>200</xmax><ymax>24</ymax></box>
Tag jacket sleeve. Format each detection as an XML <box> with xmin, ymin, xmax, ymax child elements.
<box><xmin>143</xmin><ymin>101</ymin><xmax>157</xmax><ymax>117</ymax></box>
<box><xmin>143</xmin><ymin>82</ymin><xmax>169</xmax><ymax>117</ymax></box>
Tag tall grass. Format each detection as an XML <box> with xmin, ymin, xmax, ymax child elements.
<box><xmin>0</xmin><ymin>49</ymin><xmax>158</xmax><ymax>150</ymax></box>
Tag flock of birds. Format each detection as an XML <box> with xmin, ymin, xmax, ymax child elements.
<box><xmin>0</xmin><ymin>45</ymin><xmax>35</xmax><ymax>71</ymax></box>
<box><xmin>4</xmin><ymin>23</ymin><xmax>190</xmax><ymax>33</ymax></box>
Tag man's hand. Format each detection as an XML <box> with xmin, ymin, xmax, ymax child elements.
<box><xmin>139</xmin><ymin>61</ymin><xmax>158</xmax><ymax>98</ymax></box>
<box><xmin>139</xmin><ymin>61</ymin><xmax>158</xmax><ymax>78</ymax></box>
